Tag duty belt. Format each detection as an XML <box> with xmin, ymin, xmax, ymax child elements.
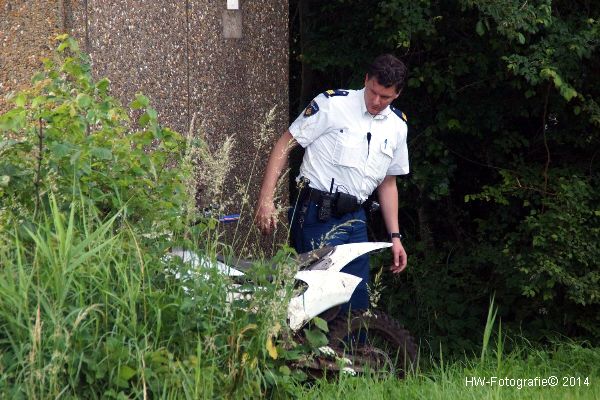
<box><xmin>300</xmin><ymin>187</ymin><xmax>362</xmax><ymax>212</ymax></box>
<box><xmin>304</xmin><ymin>188</ymin><xmax>332</xmax><ymax>203</ymax></box>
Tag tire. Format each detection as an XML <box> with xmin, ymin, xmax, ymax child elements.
<box><xmin>327</xmin><ymin>310</ymin><xmax>418</xmax><ymax>378</ymax></box>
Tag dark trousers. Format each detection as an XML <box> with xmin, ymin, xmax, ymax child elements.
<box><xmin>289</xmin><ymin>201</ymin><xmax>370</xmax><ymax>310</ymax></box>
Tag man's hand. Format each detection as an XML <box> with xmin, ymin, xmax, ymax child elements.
<box><xmin>255</xmin><ymin>198</ymin><xmax>277</xmax><ymax>235</ymax></box>
<box><xmin>255</xmin><ymin>130</ymin><xmax>297</xmax><ymax>236</ymax></box>
<box><xmin>376</xmin><ymin>175</ymin><xmax>407</xmax><ymax>273</ymax></box>
<box><xmin>390</xmin><ymin>238</ymin><xmax>407</xmax><ymax>273</ymax></box>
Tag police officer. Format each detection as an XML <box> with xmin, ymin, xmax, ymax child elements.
<box><xmin>255</xmin><ymin>54</ymin><xmax>409</xmax><ymax>310</ymax></box>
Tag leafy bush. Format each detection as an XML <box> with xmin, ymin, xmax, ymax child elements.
<box><xmin>0</xmin><ymin>35</ymin><xmax>302</xmax><ymax>398</ymax></box>
<box><xmin>293</xmin><ymin>0</ymin><xmax>600</xmax><ymax>351</ymax></box>
<box><xmin>0</xmin><ymin>34</ymin><xmax>190</xmax><ymax>238</ymax></box>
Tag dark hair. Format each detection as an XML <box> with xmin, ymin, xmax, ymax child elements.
<box><xmin>366</xmin><ymin>54</ymin><xmax>407</xmax><ymax>93</ymax></box>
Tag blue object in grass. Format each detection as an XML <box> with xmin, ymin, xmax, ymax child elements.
<box><xmin>219</xmin><ymin>214</ymin><xmax>240</xmax><ymax>223</ymax></box>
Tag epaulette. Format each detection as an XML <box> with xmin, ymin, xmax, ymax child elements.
<box><xmin>390</xmin><ymin>105</ymin><xmax>408</xmax><ymax>123</ymax></box>
<box><xmin>323</xmin><ymin>89</ymin><xmax>349</xmax><ymax>98</ymax></box>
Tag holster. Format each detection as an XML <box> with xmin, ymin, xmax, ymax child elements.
<box><xmin>333</xmin><ymin>191</ymin><xmax>361</xmax><ymax>217</ymax></box>
<box><xmin>296</xmin><ymin>180</ymin><xmax>361</xmax><ymax>222</ymax></box>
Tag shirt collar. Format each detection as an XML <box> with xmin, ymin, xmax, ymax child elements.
<box><xmin>358</xmin><ymin>88</ymin><xmax>390</xmax><ymax>120</ymax></box>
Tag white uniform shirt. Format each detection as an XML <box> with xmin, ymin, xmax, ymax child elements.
<box><xmin>289</xmin><ymin>88</ymin><xmax>409</xmax><ymax>202</ymax></box>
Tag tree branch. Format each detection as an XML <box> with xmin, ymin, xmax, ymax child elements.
<box><xmin>541</xmin><ymin>83</ymin><xmax>552</xmax><ymax>212</ymax></box>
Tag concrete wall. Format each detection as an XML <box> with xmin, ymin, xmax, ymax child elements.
<box><xmin>0</xmin><ymin>0</ymin><xmax>289</xmax><ymax>255</ymax></box>
<box><xmin>0</xmin><ymin>0</ymin><xmax>65</xmax><ymax>106</ymax></box>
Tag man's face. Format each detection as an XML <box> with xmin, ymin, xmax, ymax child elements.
<box><xmin>363</xmin><ymin>74</ymin><xmax>400</xmax><ymax>116</ymax></box>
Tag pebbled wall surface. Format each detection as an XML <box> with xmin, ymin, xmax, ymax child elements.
<box><xmin>0</xmin><ymin>1</ymin><xmax>289</xmax><ymax>255</ymax></box>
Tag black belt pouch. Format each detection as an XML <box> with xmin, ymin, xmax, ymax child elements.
<box><xmin>333</xmin><ymin>192</ymin><xmax>360</xmax><ymax>217</ymax></box>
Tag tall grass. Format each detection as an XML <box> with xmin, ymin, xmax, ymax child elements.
<box><xmin>299</xmin><ymin>341</ymin><xmax>600</xmax><ymax>399</ymax></box>
<box><xmin>1</xmin><ymin>140</ymin><xmax>597</xmax><ymax>400</ymax></box>
<box><xmin>298</xmin><ymin>302</ymin><xmax>600</xmax><ymax>400</ymax></box>
<box><xmin>2</xmin><ymin>137</ymin><xmax>597</xmax><ymax>400</ymax></box>
<box><xmin>0</xmin><ymin>193</ymin><xmax>300</xmax><ymax>399</ymax></box>
<box><xmin>189</xmin><ymin>107</ymin><xmax>289</xmax><ymax>259</ymax></box>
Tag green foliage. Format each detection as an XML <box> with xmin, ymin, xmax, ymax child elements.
<box><xmin>496</xmin><ymin>176</ymin><xmax>600</xmax><ymax>337</ymax></box>
<box><xmin>294</xmin><ymin>1</ymin><xmax>600</xmax><ymax>351</ymax></box>
<box><xmin>0</xmin><ymin>194</ymin><xmax>303</xmax><ymax>398</ymax></box>
<box><xmin>0</xmin><ymin>35</ymin><xmax>306</xmax><ymax>398</ymax></box>
<box><xmin>0</xmin><ymin>34</ymin><xmax>190</xmax><ymax>238</ymax></box>
<box><xmin>300</xmin><ymin>341</ymin><xmax>600</xmax><ymax>399</ymax></box>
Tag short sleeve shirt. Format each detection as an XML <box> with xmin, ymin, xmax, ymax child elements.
<box><xmin>289</xmin><ymin>88</ymin><xmax>409</xmax><ymax>202</ymax></box>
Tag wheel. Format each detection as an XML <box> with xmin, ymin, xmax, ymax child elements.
<box><xmin>327</xmin><ymin>310</ymin><xmax>418</xmax><ymax>378</ymax></box>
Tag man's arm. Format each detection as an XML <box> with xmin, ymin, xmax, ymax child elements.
<box><xmin>377</xmin><ymin>175</ymin><xmax>407</xmax><ymax>273</ymax></box>
<box><xmin>255</xmin><ymin>130</ymin><xmax>298</xmax><ymax>235</ymax></box>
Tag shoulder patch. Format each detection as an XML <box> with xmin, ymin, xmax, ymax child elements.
<box><xmin>323</xmin><ymin>89</ymin><xmax>349</xmax><ymax>98</ymax></box>
<box><xmin>303</xmin><ymin>99</ymin><xmax>319</xmax><ymax>118</ymax></box>
<box><xmin>390</xmin><ymin>105</ymin><xmax>408</xmax><ymax>123</ymax></box>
